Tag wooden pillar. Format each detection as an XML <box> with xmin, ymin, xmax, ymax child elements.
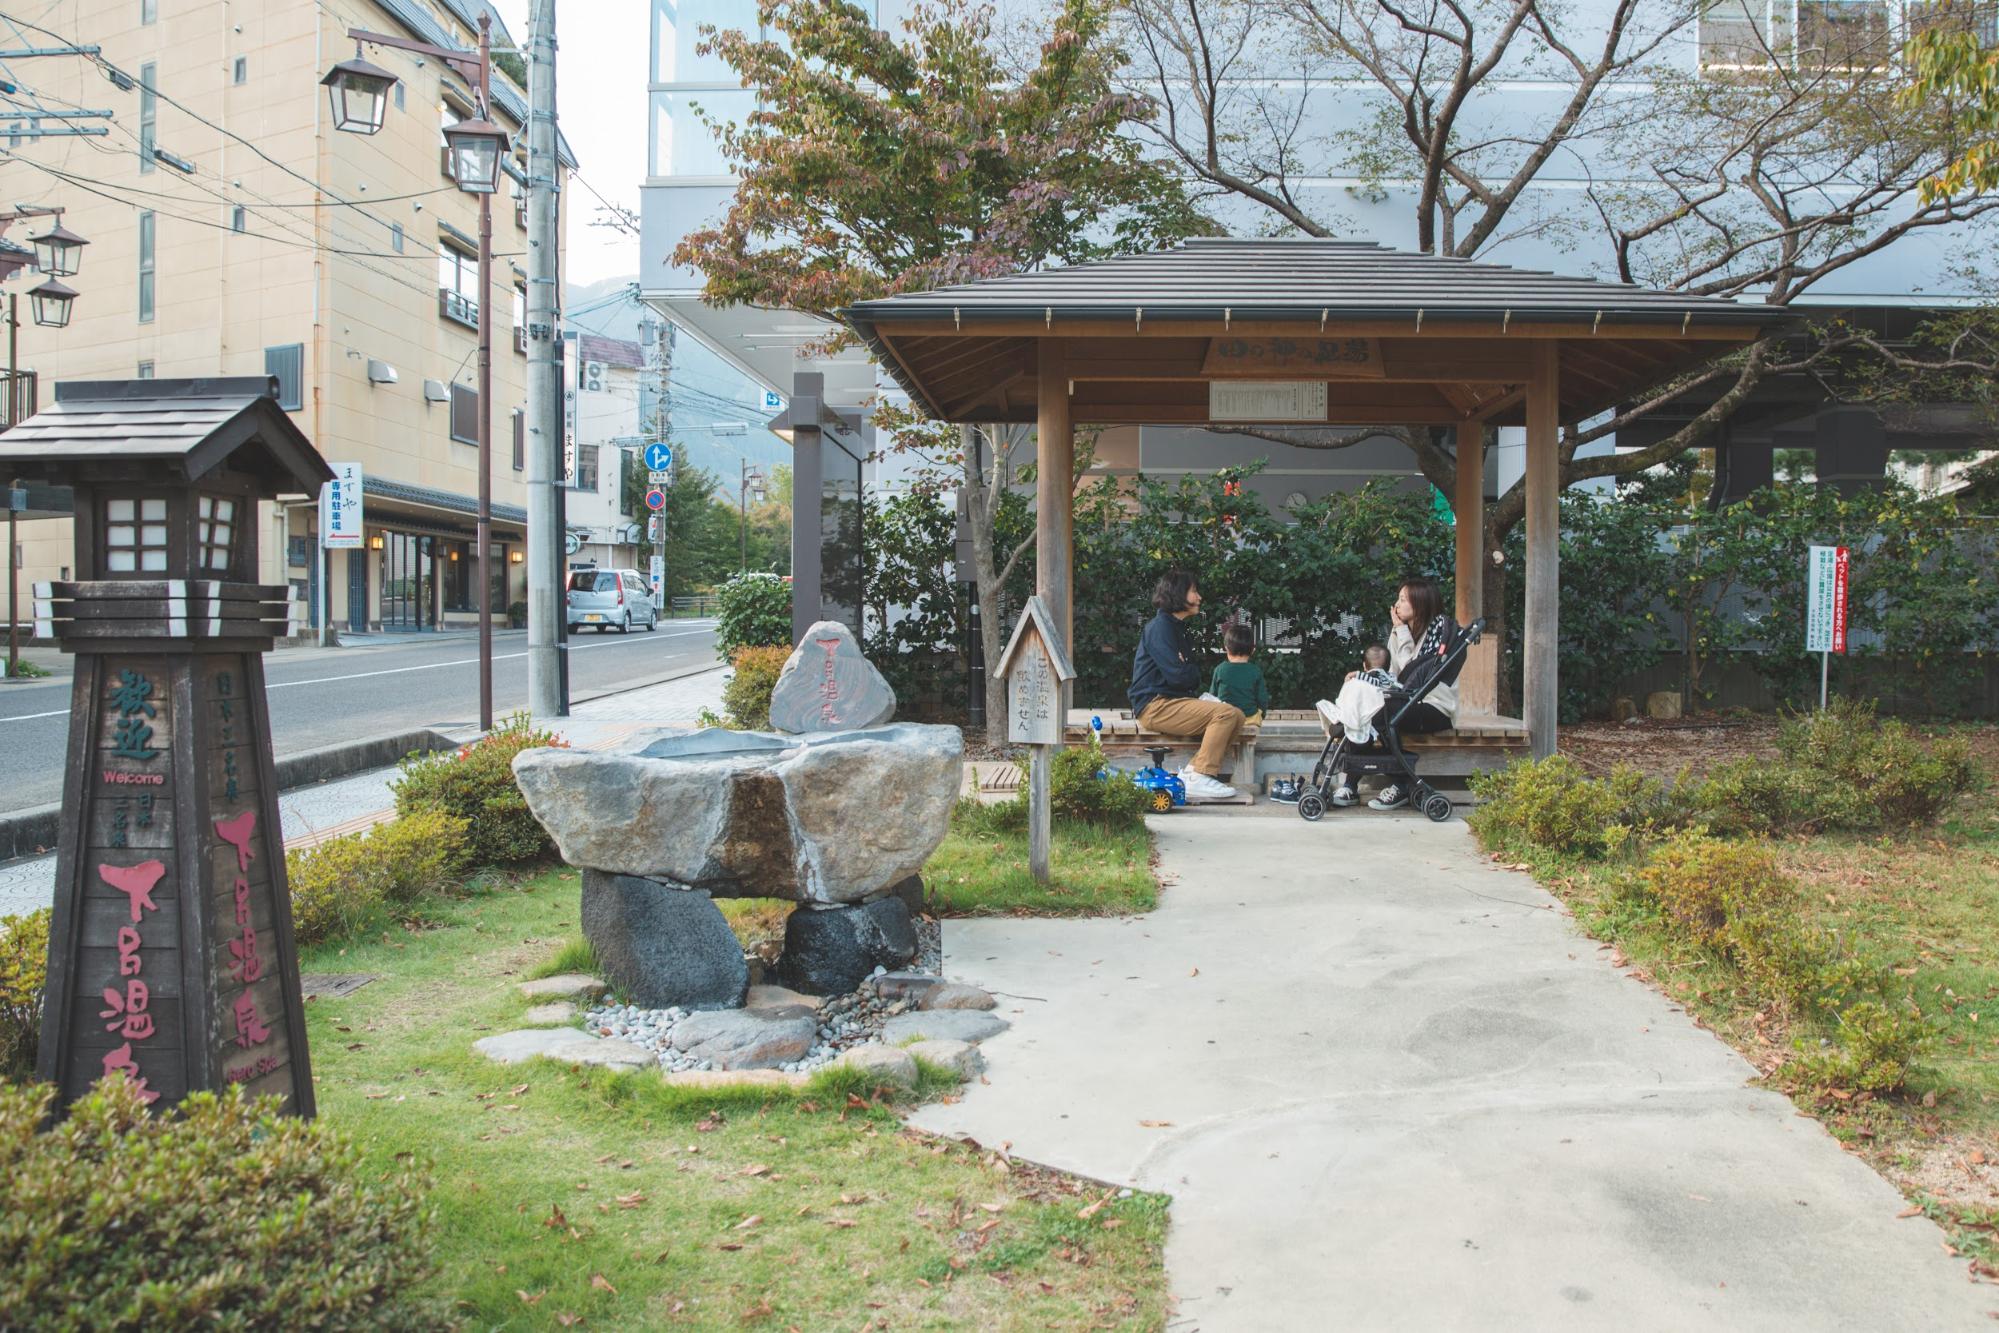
<box><xmin>1524</xmin><ymin>342</ymin><xmax>1560</xmax><ymax>758</ymax></box>
<box><xmin>1453</xmin><ymin>419</ymin><xmax>1497</xmax><ymax>717</ymax></box>
<box><xmin>1035</xmin><ymin>341</ymin><xmax>1073</xmax><ymax>666</ymax></box>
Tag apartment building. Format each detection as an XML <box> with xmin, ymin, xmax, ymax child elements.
<box><xmin>7</xmin><ymin>0</ymin><xmax>572</xmax><ymax>632</ymax></box>
<box><xmin>562</xmin><ymin>331</ymin><xmax>644</xmax><ymax>574</ymax></box>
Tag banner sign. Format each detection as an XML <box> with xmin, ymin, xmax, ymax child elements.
<box><xmin>1805</xmin><ymin>544</ymin><xmax>1849</xmax><ymax>655</ymax></box>
<box><xmin>319</xmin><ymin>464</ymin><xmax>363</xmax><ymax>550</ymax></box>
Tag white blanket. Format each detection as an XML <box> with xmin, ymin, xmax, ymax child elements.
<box><xmin>1317</xmin><ymin>677</ymin><xmax>1390</xmax><ymax>745</ymax></box>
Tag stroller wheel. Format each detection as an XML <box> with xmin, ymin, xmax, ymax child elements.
<box><xmin>1297</xmin><ymin>792</ymin><xmax>1326</xmax><ymax>822</ymax></box>
<box><xmin>1422</xmin><ymin>791</ymin><xmax>1454</xmax><ymax>823</ymax></box>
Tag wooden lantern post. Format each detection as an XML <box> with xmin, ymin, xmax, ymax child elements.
<box><xmin>2</xmin><ymin>378</ymin><xmax>334</xmax><ymax>1117</ymax></box>
<box><xmin>996</xmin><ymin>596</ymin><xmax>1075</xmax><ymax>883</ymax></box>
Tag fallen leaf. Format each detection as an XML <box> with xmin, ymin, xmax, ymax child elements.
<box><xmin>616</xmin><ymin>1191</ymin><xmax>647</xmax><ymax>1209</ymax></box>
<box><xmin>979</xmin><ymin>1202</ymin><xmax>1005</xmax><ymax>1213</ymax></box>
<box><xmin>591</xmin><ymin>1274</ymin><xmax>618</xmax><ymax>1294</ymax></box>
<box><xmin>1076</xmin><ymin>1190</ymin><xmax>1115</xmax><ymax>1221</ymax></box>
<box><xmin>735</xmin><ymin>1214</ymin><xmax>763</xmax><ymax>1230</ymax></box>
<box><xmin>1138</xmin><ymin>1119</ymin><xmax>1174</xmax><ymax>1128</ymax></box>
<box><xmin>555</xmin><ymin>1315</ymin><xmax>581</xmax><ymax>1328</ymax></box>
<box><xmin>1189</xmin><ymin>966</ymin><xmax>1200</xmax><ymax>977</ymax></box>
<box><xmin>717</xmin><ymin>1242</ymin><xmax>744</xmax><ymax>1252</ymax></box>
<box><xmin>742</xmin><ymin>1163</ymin><xmax>771</xmax><ymax>1177</ymax></box>
<box><xmin>1971</xmin><ymin>1149</ymin><xmax>1988</xmax><ymax>1166</ymax></box>
<box><xmin>512</xmin><ymin>1084</ymin><xmax>530</xmax><ymax>1096</ymax></box>
<box><xmin>517</xmin><ymin>1290</ymin><xmax>545</xmax><ymax>1306</ymax></box>
<box><xmin>1897</xmin><ymin>1206</ymin><xmax>1923</xmax><ymax>1218</ymax></box>
<box><xmin>829</xmin><ymin>1218</ymin><xmax>857</xmax><ymax>1228</ymax></box>
<box><xmin>544</xmin><ymin>1204</ymin><xmax>569</xmax><ymax>1230</ymax></box>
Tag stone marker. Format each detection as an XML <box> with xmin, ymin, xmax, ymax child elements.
<box><xmin>883</xmin><ymin>1010</ymin><xmax>1009</xmax><ymax>1045</ymax></box>
<box><xmin>779</xmin><ymin>897</ymin><xmax>918</xmax><ymax>996</ymax></box>
<box><xmin>904</xmin><ymin>1038</ymin><xmax>984</xmax><ymax>1080</ymax></box>
<box><xmin>835</xmin><ymin>1044</ymin><xmax>919</xmax><ymax>1088</ymax></box>
<box><xmin>517</xmin><ymin>974</ymin><xmax>609</xmax><ymax>1003</ymax></box>
<box><xmin>581</xmin><ymin>872</ymin><xmax>749</xmax><ymax>1011</ymax></box>
<box><xmin>512</xmin><ymin>723</ymin><xmax>962</xmax><ymax>903</ymax></box>
<box><xmin>671</xmin><ymin>1006</ymin><xmax>818</xmax><ymax>1070</ymax></box>
<box><xmin>1645</xmin><ymin>689</ymin><xmax>1684</xmax><ymax>720</ymax></box>
<box><xmin>768</xmin><ymin>620</ymin><xmax>896</xmax><ymax>733</ymax></box>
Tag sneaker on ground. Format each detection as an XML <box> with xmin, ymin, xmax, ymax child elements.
<box><xmin>1368</xmin><ymin>784</ymin><xmax>1409</xmax><ymax>810</ymax></box>
<box><xmin>1330</xmin><ymin>785</ymin><xmax>1358</xmax><ymax>807</ymax></box>
<box><xmin>1179</xmin><ymin>769</ymin><xmax>1238</xmax><ymax>802</ymax></box>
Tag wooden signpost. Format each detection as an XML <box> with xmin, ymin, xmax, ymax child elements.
<box><xmin>3</xmin><ymin>378</ymin><xmax>334</xmax><ymax>1117</ymax></box>
<box><xmin>995</xmin><ymin>596</ymin><xmax>1075</xmax><ymax>883</ymax></box>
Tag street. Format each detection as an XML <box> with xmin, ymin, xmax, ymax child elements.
<box><xmin>0</xmin><ymin>621</ymin><xmax>719</xmax><ymax>814</ymax></box>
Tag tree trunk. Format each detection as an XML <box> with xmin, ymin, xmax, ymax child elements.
<box><xmin>963</xmin><ymin>425</ymin><xmax>1012</xmax><ymax>749</ymax></box>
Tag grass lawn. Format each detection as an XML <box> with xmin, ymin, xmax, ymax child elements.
<box><xmin>301</xmin><ymin>869</ymin><xmax>1168</xmax><ymax>1329</ymax></box>
<box><xmin>924</xmin><ymin>812</ymin><xmax>1156</xmax><ymax>917</ymax></box>
<box><xmin>1519</xmin><ymin>723</ymin><xmax>1999</xmax><ymax>1273</ymax></box>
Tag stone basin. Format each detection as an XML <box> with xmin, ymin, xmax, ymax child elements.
<box><xmin>511</xmin><ymin>723</ymin><xmax>963</xmax><ymax>905</ymax></box>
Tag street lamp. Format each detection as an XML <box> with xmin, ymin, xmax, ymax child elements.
<box><xmin>325</xmin><ymin>14</ymin><xmax>507</xmax><ymax>731</ymax></box>
<box><xmin>319</xmin><ymin>56</ymin><xmax>398</xmax><ymax>135</ymax></box>
<box><xmin>27</xmin><ymin>224</ymin><xmax>86</xmax><ymax>278</ymax></box>
<box><xmin>443</xmin><ymin>117</ymin><xmax>510</xmax><ymax>194</ymax></box>
<box><xmin>28</xmin><ymin>279</ymin><xmax>76</xmax><ymax>329</ymax></box>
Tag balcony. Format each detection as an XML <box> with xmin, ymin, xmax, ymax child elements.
<box><xmin>438</xmin><ymin>289</ymin><xmax>480</xmax><ymax>331</ymax></box>
<box><xmin>515</xmin><ymin>195</ymin><xmax>528</xmax><ymax>231</ymax></box>
<box><xmin>0</xmin><ymin>370</ymin><xmax>37</xmax><ymax>430</ymax></box>
<box><xmin>513</xmin><ymin>325</ymin><xmax>527</xmax><ymax>355</ymax></box>
<box><xmin>440</xmin><ymin>145</ymin><xmax>455</xmax><ymax>183</ymax></box>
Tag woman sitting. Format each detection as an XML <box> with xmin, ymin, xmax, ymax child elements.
<box><xmin>1315</xmin><ymin>576</ymin><xmax>1458</xmax><ymax>810</ymax></box>
<box><xmin>1127</xmin><ymin>569</ymin><xmax>1243</xmax><ymax>803</ymax></box>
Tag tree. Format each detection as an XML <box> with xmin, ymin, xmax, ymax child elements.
<box><xmin>1123</xmin><ymin>0</ymin><xmax>1999</xmax><ymax>641</ymax></box>
<box><xmin>676</xmin><ymin>0</ymin><xmax>1214</xmax><ymax>740</ymax></box>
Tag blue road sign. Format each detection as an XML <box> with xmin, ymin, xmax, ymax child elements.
<box><xmin>644</xmin><ymin>443</ymin><xmax>674</xmax><ymax>471</ymax></box>
<box><xmin>644</xmin><ymin>488</ymin><xmax>666</xmax><ymax>512</ymax></box>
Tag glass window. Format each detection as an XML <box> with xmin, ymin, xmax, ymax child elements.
<box><xmin>1699</xmin><ymin>0</ymin><xmax>1775</xmax><ymax>64</ymax></box>
<box><xmin>141</xmin><ymin>0</ymin><xmax>157</xmax><ymax>23</ymax></box>
<box><xmin>264</xmin><ymin>344</ymin><xmax>304</xmax><ymax>411</ymax></box>
<box><xmin>650</xmin><ymin>89</ymin><xmax>753</xmax><ymax>178</ymax></box>
<box><xmin>512</xmin><ymin>408</ymin><xmax>525</xmax><ymax>471</ymax></box>
<box><xmin>442</xmin><ymin>540</ymin><xmax>473</xmax><ymax>611</ymax></box>
<box><xmin>572</xmin><ymin>444</ymin><xmax>600</xmax><ymax>492</ymax></box>
<box><xmin>391</xmin><ymin>222</ymin><xmax>404</xmax><ymax>252</ymax></box>
<box><xmin>1797</xmin><ymin>0</ymin><xmax>1887</xmax><ymax>64</ymax></box>
<box><xmin>394</xmin><ymin>80</ymin><xmax>405</xmax><ymax>111</ymax></box>
<box><xmin>197</xmin><ymin>495</ymin><xmax>236</xmax><ymax>571</ymax></box>
<box><xmin>136</xmin><ymin>360</ymin><xmax>154</xmax><ymax>379</ymax></box>
<box><xmin>105</xmin><ymin>497</ymin><xmax>168</xmax><ymax>573</ymax></box>
<box><xmin>233</xmin><ymin>56</ymin><xmax>247</xmax><ymax>84</ymax></box>
<box><xmin>653</xmin><ymin>0</ymin><xmax>751</xmax><ymax>82</ymax></box>
<box><xmin>569</xmin><ymin>571</ymin><xmax>619</xmax><ymax>593</ymax></box>
<box><xmin>438</xmin><ymin>245</ymin><xmax>479</xmax><ymax>327</ymax></box>
<box><xmin>231</xmin><ymin>205</ymin><xmax>246</xmax><ymax>232</ymax></box>
<box><xmin>139</xmin><ymin>63</ymin><xmax>157</xmax><ymax>173</ymax></box>
<box><xmin>138</xmin><ymin>212</ymin><xmax>155</xmax><ymax>323</ymax></box>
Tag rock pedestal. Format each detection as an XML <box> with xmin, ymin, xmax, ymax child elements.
<box><xmin>778</xmin><ymin>897</ymin><xmax>919</xmax><ymax>996</ymax></box>
<box><xmin>581</xmin><ymin>871</ymin><xmax>748</xmax><ymax>1011</ymax></box>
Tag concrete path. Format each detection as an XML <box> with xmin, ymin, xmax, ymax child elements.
<box><xmin>912</xmin><ymin>806</ymin><xmax>1997</xmax><ymax>1331</ymax></box>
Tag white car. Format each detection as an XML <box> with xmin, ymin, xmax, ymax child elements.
<box><xmin>565</xmin><ymin>568</ymin><xmax>659</xmax><ymax>633</ymax></box>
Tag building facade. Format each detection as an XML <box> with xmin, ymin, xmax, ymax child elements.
<box><xmin>7</xmin><ymin>0</ymin><xmax>572</xmax><ymax>633</ymax></box>
<box><xmin>562</xmin><ymin>331</ymin><xmax>644</xmax><ymax>574</ymax></box>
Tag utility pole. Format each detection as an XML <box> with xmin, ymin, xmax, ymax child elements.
<box><xmin>738</xmin><ymin>460</ymin><xmax>765</xmax><ymax>574</ymax></box>
<box><xmin>524</xmin><ymin>0</ymin><xmax>563</xmax><ymax>718</ymax></box>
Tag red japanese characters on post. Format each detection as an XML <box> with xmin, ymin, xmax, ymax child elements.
<box><xmin>95</xmin><ymin>858</ymin><xmax>166</xmax><ymax>1103</ymax></box>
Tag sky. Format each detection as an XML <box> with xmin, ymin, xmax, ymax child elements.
<box><xmin>487</xmin><ymin>2</ymin><xmax>647</xmax><ymax>287</ymax></box>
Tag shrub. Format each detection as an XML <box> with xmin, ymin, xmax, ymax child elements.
<box><xmin>714</xmin><ymin>572</ymin><xmax>792</xmax><ymax>661</ymax></box>
<box><xmin>1690</xmin><ymin>702</ymin><xmax>1975</xmax><ymax>835</ymax></box>
<box><xmin>1467</xmin><ymin>756</ymin><xmax>1662</xmax><ymax>860</ymax></box>
<box><xmin>286</xmin><ymin>809</ymin><xmax>472</xmax><ymax>947</ymax></box>
<box><xmin>723</xmin><ymin>644</ymin><xmax>791</xmax><ymax>730</ymax></box>
<box><xmin>0</xmin><ymin>1078</ymin><xmax>440</xmax><ymax>1328</ymax></box>
<box><xmin>392</xmin><ymin>711</ymin><xmax>566</xmax><ymax>867</ymax></box>
<box><xmin>1783</xmin><ymin>1000</ymin><xmax>1929</xmax><ymax>1095</ymax></box>
<box><xmin>0</xmin><ymin>910</ymin><xmax>49</xmax><ymax>1082</ymax></box>
<box><xmin>1048</xmin><ymin>739</ymin><xmax>1151</xmax><ymax>827</ymax></box>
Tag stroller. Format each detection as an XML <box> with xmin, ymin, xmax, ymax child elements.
<box><xmin>1297</xmin><ymin>617</ymin><xmax>1486</xmax><ymax>824</ymax></box>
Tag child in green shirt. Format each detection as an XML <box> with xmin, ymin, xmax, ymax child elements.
<box><xmin>1208</xmin><ymin>621</ymin><xmax>1269</xmax><ymax>724</ymax></box>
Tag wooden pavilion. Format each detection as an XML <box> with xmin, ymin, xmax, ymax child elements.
<box><xmin>841</xmin><ymin>238</ymin><xmax>1785</xmax><ymax>758</ymax></box>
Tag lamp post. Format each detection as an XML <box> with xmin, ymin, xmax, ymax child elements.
<box><xmin>324</xmin><ymin>18</ymin><xmax>505</xmax><ymax>730</ymax></box>
<box><xmin>738</xmin><ymin>460</ymin><xmax>766</xmax><ymax>574</ymax></box>
<box><xmin>0</xmin><ymin>204</ymin><xmax>87</xmax><ymax>680</ymax></box>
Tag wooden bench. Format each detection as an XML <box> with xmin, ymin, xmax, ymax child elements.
<box><xmin>1064</xmin><ymin>707</ymin><xmax>1528</xmax><ymax>788</ymax></box>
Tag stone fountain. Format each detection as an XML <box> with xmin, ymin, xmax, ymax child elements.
<box><xmin>512</xmin><ymin>622</ymin><xmax>962</xmax><ymax>1008</ymax></box>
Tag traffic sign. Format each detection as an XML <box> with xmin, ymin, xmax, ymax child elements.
<box><xmin>644</xmin><ymin>443</ymin><xmax>674</xmax><ymax>471</ymax></box>
<box><xmin>761</xmin><ymin>389</ymin><xmax>784</xmax><ymax>411</ymax></box>
<box><xmin>647</xmin><ymin>515</ymin><xmax>661</xmax><ymax>541</ymax></box>
<box><xmin>644</xmin><ymin>488</ymin><xmax>666</xmax><ymax>512</ymax></box>
<box><xmin>647</xmin><ymin>469</ymin><xmax>671</xmax><ymax>485</ymax></box>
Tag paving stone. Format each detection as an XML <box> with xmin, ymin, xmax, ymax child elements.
<box><xmin>918</xmin><ymin>983</ymin><xmax>997</xmax><ymax>1012</ymax></box>
<box><xmin>904</xmin><ymin>1038</ymin><xmax>984</xmax><ymax>1080</ymax></box>
<box><xmin>883</xmin><ymin>1010</ymin><xmax>1009</xmax><ymax>1045</ymax></box>
<box><xmin>521</xmin><ymin>1002</ymin><xmax>577</xmax><ymax>1026</ymax></box>
<box><xmin>517</xmin><ymin>973</ymin><xmax>608</xmax><ymax>1002</ymax></box>
<box><xmin>834</xmin><ymin>1044</ymin><xmax>920</xmax><ymax>1088</ymax></box>
<box><xmin>545</xmin><ymin>1037</ymin><xmax>654</xmax><ymax>1071</ymax></box>
<box><xmin>670</xmin><ymin>1006</ymin><xmax>818</xmax><ymax>1070</ymax></box>
<box><xmin>746</xmin><ymin>983</ymin><xmax>826</xmax><ymax>1011</ymax></box>
<box><xmin>474</xmin><ymin>1028</ymin><xmax>593</xmax><ymax>1064</ymax></box>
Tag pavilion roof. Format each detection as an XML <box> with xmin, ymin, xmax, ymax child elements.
<box><xmin>840</xmin><ymin>239</ymin><xmax>1789</xmax><ymax>427</ymax></box>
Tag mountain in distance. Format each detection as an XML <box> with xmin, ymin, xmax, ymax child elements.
<box><xmin>564</xmin><ymin>274</ymin><xmax>646</xmax><ymax>344</ymax></box>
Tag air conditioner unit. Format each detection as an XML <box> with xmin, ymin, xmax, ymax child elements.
<box><xmin>582</xmin><ymin>360</ymin><xmax>605</xmax><ymax>393</ymax></box>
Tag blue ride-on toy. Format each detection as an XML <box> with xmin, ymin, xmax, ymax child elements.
<box><xmin>1090</xmin><ymin>715</ymin><xmax>1184</xmax><ymax>813</ymax></box>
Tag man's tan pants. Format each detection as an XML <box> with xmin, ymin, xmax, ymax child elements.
<box><xmin>1137</xmin><ymin>697</ymin><xmax>1245</xmax><ymax>778</ymax></box>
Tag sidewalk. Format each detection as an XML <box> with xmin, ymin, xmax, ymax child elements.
<box><xmin>0</xmin><ymin>666</ymin><xmax>729</xmax><ymax>921</ymax></box>
<box><xmin>911</xmin><ymin>805</ymin><xmax>1998</xmax><ymax>1331</ymax></box>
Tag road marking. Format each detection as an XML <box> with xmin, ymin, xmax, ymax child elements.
<box><xmin>0</xmin><ymin>625</ymin><xmax>718</xmax><ymax>722</ymax></box>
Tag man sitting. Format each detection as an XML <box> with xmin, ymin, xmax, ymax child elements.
<box><xmin>1127</xmin><ymin>569</ymin><xmax>1242</xmax><ymax>802</ymax></box>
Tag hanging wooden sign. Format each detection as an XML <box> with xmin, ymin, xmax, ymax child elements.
<box><xmin>1202</xmin><ymin>336</ymin><xmax>1384</xmax><ymax>378</ymax></box>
